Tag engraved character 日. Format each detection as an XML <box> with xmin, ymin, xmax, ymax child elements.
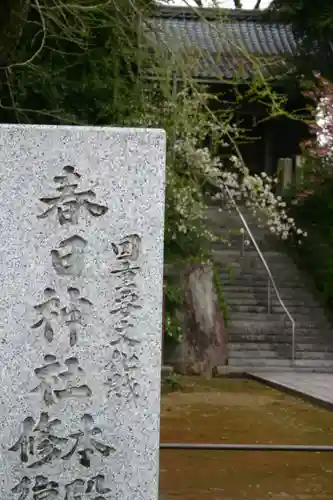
<box><xmin>65</xmin><ymin>475</ymin><xmax>112</xmax><ymax>500</ymax></box>
<box><xmin>62</xmin><ymin>414</ymin><xmax>115</xmax><ymax>468</ymax></box>
<box><xmin>12</xmin><ymin>476</ymin><xmax>60</xmax><ymax>500</ymax></box>
<box><xmin>9</xmin><ymin>412</ymin><xmax>68</xmax><ymax>468</ymax></box>
<box><xmin>38</xmin><ymin>166</ymin><xmax>108</xmax><ymax>225</ymax></box>
<box><xmin>51</xmin><ymin>235</ymin><xmax>87</xmax><ymax>277</ymax></box>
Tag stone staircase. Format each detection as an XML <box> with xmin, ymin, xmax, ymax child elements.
<box><xmin>208</xmin><ymin>204</ymin><xmax>333</xmax><ymax>373</ymax></box>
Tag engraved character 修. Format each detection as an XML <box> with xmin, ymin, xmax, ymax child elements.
<box><xmin>31</xmin><ymin>355</ymin><xmax>92</xmax><ymax>406</ymax></box>
<box><xmin>38</xmin><ymin>165</ymin><xmax>108</xmax><ymax>225</ymax></box>
<box><xmin>62</xmin><ymin>414</ymin><xmax>115</xmax><ymax>468</ymax></box>
<box><xmin>9</xmin><ymin>413</ymin><xmax>68</xmax><ymax>468</ymax></box>
<box><xmin>65</xmin><ymin>475</ymin><xmax>112</xmax><ymax>500</ymax></box>
<box><xmin>12</xmin><ymin>476</ymin><xmax>60</xmax><ymax>500</ymax></box>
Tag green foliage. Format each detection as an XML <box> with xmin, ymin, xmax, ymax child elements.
<box><xmin>164</xmin><ymin>279</ymin><xmax>183</xmax><ymax>343</ymax></box>
<box><xmin>269</xmin><ymin>0</ymin><xmax>333</xmax><ymax>82</ymax></box>
<box><xmin>0</xmin><ymin>0</ymin><xmax>150</xmax><ymax>125</ymax></box>
<box><xmin>213</xmin><ymin>266</ymin><xmax>228</xmax><ymax>327</ymax></box>
<box><xmin>287</xmin><ymin>172</ymin><xmax>333</xmax><ymax>307</ymax></box>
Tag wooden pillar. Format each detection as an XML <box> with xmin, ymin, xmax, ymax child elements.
<box><xmin>264</xmin><ymin>125</ymin><xmax>274</xmax><ymax>175</ymax></box>
<box><xmin>277</xmin><ymin>158</ymin><xmax>293</xmax><ymax>194</ymax></box>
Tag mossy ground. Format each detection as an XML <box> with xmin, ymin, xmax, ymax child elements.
<box><xmin>160</xmin><ymin>377</ymin><xmax>333</xmax><ymax>499</ymax></box>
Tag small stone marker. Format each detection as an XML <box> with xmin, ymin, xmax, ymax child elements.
<box><xmin>0</xmin><ymin>125</ymin><xmax>166</xmax><ymax>499</ymax></box>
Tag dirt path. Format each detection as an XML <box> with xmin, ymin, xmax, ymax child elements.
<box><xmin>160</xmin><ymin>377</ymin><xmax>333</xmax><ymax>500</ymax></box>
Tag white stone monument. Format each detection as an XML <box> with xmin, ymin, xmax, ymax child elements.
<box><xmin>0</xmin><ymin>125</ymin><xmax>166</xmax><ymax>499</ymax></box>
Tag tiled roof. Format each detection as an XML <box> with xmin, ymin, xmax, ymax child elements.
<box><xmin>144</xmin><ymin>6</ymin><xmax>296</xmax><ymax>81</ymax></box>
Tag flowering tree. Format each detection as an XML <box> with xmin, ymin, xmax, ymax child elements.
<box><xmin>133</xmin><ymin>83</ymin><xmax>306</xmax><ymax>339</ymax></box>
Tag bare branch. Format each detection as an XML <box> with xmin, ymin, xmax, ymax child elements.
<box><xmin>254</xmin><ymin>0</ymin><xmax>262</xmax><ymax>9</ymax></box>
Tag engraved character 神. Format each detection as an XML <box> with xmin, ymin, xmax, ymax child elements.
<box><xmin>12</xmin><ymin>476</ymin><xmax>60</xmax><ymax>500</ymax></box>
<box><xmin>61</xmin><ymin>287</ymin><xmax>93</xmax><ymax>346</ymax></box>
<box><xmin>31</xmin><ymin>355</ymin><xmax>92</xmax><ymax>406</ymax></box>
<box><xmin>65</xmin><ymin>475</ymin><xmax>112</xmax><ymax>500</ymax></box>
<box><xmin>31</xmin><ymin>288</ymin><xmax>60</xmax><ymax>343</ymax></box>
<box><xmin>38</xmin><ymin>166</ymin><xmax>108</xmax><ymax>225</ymax></box>
<box><xmin>62</xmin><ymin>414</ymin><xmax>115</xmax><ymax>468</ymax></box>
<box><xmin>32</xmin><ymin>287</ymin><xmax>92</xmax><ymax>347</ymax></box>
<box><xmin>9</xmin><ymin>413</ymin><xmax>68</xmax><ymax>468</ymax></box>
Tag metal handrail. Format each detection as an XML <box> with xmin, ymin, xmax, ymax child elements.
<box><xmin>224</xmin><ymin>186</ymin><xmax>296</xmax><ymax>364</ymax></box>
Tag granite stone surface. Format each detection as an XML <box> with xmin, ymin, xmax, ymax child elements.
<box><xmin>0</xmin><ymin>125</ymin><xmax>166</xmax><ymax>499</ymax></box>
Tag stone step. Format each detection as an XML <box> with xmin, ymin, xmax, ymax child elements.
<box><xmin>229</xmin><ymin>343</ymin><xmax>333</xmax><ymax>358</ymax></box>
<box><xmin>228</xmin><ymin>312</ymin><xmax>329</xmax><ymax>323</ymax></box>
<box><xmin>219</xmin><ymin>274</ymin><xmax>307</xmax><ymax>287</ymax></box>
<box><xmin>228</xmin><ymin>332</ymin><xmax>333</xmax><ymax>344</ymax></box>
<box><xmin>223</xmin><ymin>289</ymin><xmax>318</xmax><ymax>301</ymax></box>
<box><xmin>228</xmin><ymin>358</ymin><xmax>333</xmax><ymax>370</ymax></box>
<box><xmin>224</xmin><ymin>297</ymin><xmax>320</xmax><ymax>308</ymax></box>
<box><xmin>228</xmin><ymin>303</ymin><xmax>327</xmax><ymax>315</ymax></box>
<box><xmin>227</xmin><ymin>364</ymin><xmax>333</xmax><ymax>373</ymax></box>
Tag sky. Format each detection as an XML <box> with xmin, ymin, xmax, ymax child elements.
<box><xmin>169</xmin><ymin>0</ymin><xmax>272</xmax><ymax>8</ymax></box>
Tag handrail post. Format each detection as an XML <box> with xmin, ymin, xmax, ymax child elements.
<box><xmin>267</xmin><ymin>278</ymin><xmax>271</xmax><ymax>314</ymax></box>
<box><xmin>291</xmin><ymin>321</ymin><xmax>296</xmax><ymax>365</ymax></box>
<box><xmin>240</xmin><ymin>231</ymin><xmax>244</xmax><ymax>257</ymax></box>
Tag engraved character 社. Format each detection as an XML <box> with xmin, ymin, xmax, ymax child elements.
<box><xmin>31</xmin><ymin>355</ymin><xmax>92</xmax><ymax>406</ymax></box>
<box><xmin>65</xmin><ymin>475</ymin><xmax>112</xmax><ymax>500</ymax></box>
<box><xmin>62</xmin><ymin>414</ymin><xmax>115</xmax><ymax>468</ymax></box>
<box><xmin>9</xmin><ymin>412</ymin><xmax>68</xmax><ymax>468</ymax></box>
<box><xmin>38</xmin><ymin>165</ymin><xmax>108</xmax><ymax>225</ymax></box>
<box><xmin>12</xmin><ymin>476</ymin><xmax>60</xmax><ymax>500</ymax></box>
<box><xmin>51</xmin><ymin>235</ymin><xmax>87</xmax><ymax>277</ymax></box>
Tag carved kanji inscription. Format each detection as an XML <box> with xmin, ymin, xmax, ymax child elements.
<box><xmin>32</xmin><ymin>287</ymin><xmax>92</xmax><ymax>346</ymax></box>
<box><xmin>9</xmin><ymin>413</ymin><xmax>68</xmax><ymax>469</ymax></box>
<box><xmin>12</xmin><ymin>476</ymin><xmax>60</xmax><ymax>500</ymax></box>
<box><xmin>38</xmin><ymin>166</ymin><xmax>108</xmax><ymax>225</ymax></box>
<box><xmin>62</xmin><ymin>414</ymin><xmax>115</xmax><ymax>468</ymax></box>
<box><xmin>31</xmin><ymin>355</ymin><xmax>92</xmax><ymax>406</ymax></box>
<box><xmin>51</xmin><ymin>236</ymin><xmax>87</xmax><ymax>277</ymax></box>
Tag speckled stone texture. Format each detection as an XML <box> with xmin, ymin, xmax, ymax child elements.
<box><xmin>0</xmin><ymin>125</ymin><xmax>166</xmax><ymax>499</ymax></box>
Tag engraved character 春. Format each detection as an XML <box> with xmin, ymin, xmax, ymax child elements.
<box><xmin>105</xmin><ymin>348</ymin><xmax>140</xmax><ymax>400</ymax></box>
<box><xmin>9</xmin><ymin>413</ymin><xmax>68</xmax><ymax>468</ymax></box>
<box><xmin>62</xmin><ymin>414</ymin><xmax>115</xmax><ymax>468</ymax></box>
<box><xmin>31</xmin><ymin>355</ymin><xmax>92</xmax><ymax>406</ymax></box>
<box><xmin>38</xmin><ymin>165</ymin><xmax>108</xmax><ymax>225</ymax></box>
<box><xmin>12</xmin><ymin>476</ymin><xmax>60</xmax><ymax>500</ymax></box>
<box><xmin>61</xmin><ymin>287</ymin><xmax>93</xmax><ymax>346</ymax></box>
<box><xmin>31</xmin><ymin>288</ymin><xmax>60</xmax><ymax>343</ymax></box>
<box><xmin>65</xmin><ymin>475</ymin><xmax>112</xmax><ymax>500</ymax></box>
<box><xmin>51</xmin><ymin>235</ymin><xmax>87</xmax><ymax>277</ymax></box>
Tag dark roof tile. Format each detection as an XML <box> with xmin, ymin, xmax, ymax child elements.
<box><xmin>144</xmin><ymin>6</ymin><xmax>296</xmax><ymax>80</ymax></box>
